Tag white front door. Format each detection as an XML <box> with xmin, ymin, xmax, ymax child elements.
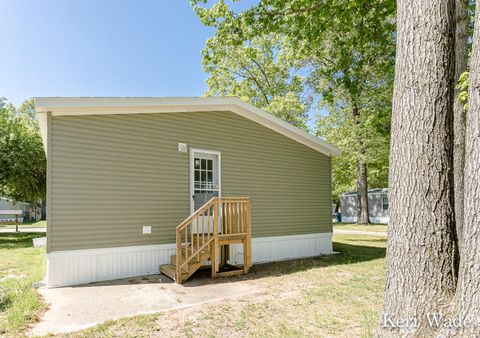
<box><xmin>190</xmin><ymin>149</ymin><xmax>221</xmax><ymax>232</ymax></box>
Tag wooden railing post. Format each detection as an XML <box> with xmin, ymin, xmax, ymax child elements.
<box><xmin>212</xmin><ymin>198</ymin><xmax>219</xmax><ymax>279</ymax></box>
<box><xmin>176</xmin><ymin>228</ymin><xmax>182</xmax><ymax>282</ymax></box>
<box><xmin>185</xmin><ymin>229</ymin><xmax>188</xmax><ymax>274</ymax></box>
<box><xmin>246</xmin><ymin>198</ymin><xmax>252</xmax><ymax>268</ymax></box>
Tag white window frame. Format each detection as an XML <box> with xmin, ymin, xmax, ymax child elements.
<box><xmin>189</xmin><ymin>148</ymin><xmax>222</xmax><ymax>214</ymax></box>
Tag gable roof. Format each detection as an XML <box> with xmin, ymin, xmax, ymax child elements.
<box><xmin>34</xmin><ymin>97</ymin><xmax>341</xmax><ymax>156</ymax></box>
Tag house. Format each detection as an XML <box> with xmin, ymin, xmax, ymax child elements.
<box><xmin>35</xmin><ymin>97</ymin><xmax>340</xmax><ymax>287</ymax></box>
<box><xmin>340</xmin><ymin>188</ymin><xmax>389</xmax><ymax>224</ymax></box>
<box><xmin>0</xmin><ymin>197</ymin><xmax>41</xmax><ymax>222</ymax></box>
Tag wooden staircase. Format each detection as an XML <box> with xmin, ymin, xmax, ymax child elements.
<box><xmin>160</xmin><ymin>197</ymin><xmax>252</xmax><ymax>284</ymax></box>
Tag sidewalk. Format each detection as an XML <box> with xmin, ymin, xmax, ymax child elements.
<box><xmin>30</xmin><ymin>273</ymin><xmax>264</xmax><ymax>336</ymax></box>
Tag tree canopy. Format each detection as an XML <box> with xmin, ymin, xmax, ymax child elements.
<box><xmin>0</xmin><ymin>98</ymin><xmax>46</xmax><ymax>205</ymax></box>
<box><xmin>192</xmin><ymin>0</ymin><xmax>396</xmax><ymax>206</ymax></box>
<box><xmin>202</xmin><ymin>33</ymin><xmax>310</xmax><ymax>129</ymax></box>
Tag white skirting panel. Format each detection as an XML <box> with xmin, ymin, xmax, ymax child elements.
<box><xmin>228</xmin><ymin>233</ymin><xmax>333</xmax><ymax>265</ymax></box>
<box><xmin>46</xmin><ymin>233</ymin><xmax>333</xmax><ymax>287</ymax></box>
<box><xmin>46</xmin><ymin>243</ymin><xmax>177</xmax><ymax>287</ymax></box>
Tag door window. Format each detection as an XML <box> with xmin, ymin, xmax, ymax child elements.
<box><xmin>193</xmin><ymin>153</ymin><xmax>219</xmax><ymax>211</ymax></box>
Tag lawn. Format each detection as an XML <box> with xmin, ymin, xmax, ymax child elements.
<box><xmin>55</xmin><ymin>234</ymin><xmax>386</xmax><ymax>338</ymax></box>
<box><xmin>0</xmin><ymin>220</ymin><xmax>47</xmax><ymax>229</ymax></box>
<box><xmin>334</xmin><ymin>222</ymin><xmax>388</xmax><ymax>233</ymax></box>
<box><xmin>0</xmin><ymin>232</ymin><xmax>47</xmax><ymax>336</ymax></box>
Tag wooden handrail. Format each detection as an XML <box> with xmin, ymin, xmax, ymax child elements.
<box><xmin>176</xmin><ymin>197</ymin><xmax>217</xmax><ymax>231</ymax></box>
<box><xmin>176</xmin><ymin>197</ymin><xmax>217</xmax><ymax>277</ymax></box>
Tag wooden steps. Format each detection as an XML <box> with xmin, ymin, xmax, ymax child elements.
<box><xmin>160</xmin><ymin>248</ymin><xmax>212</xmax><ymax>283</ymax></box>
<box><xmin>159</xmin><ymin>264</ymin><xmax>179</xmax><ymax>281</ymax></box>
<box><xmin>159</xmin><ymin>197</ymin><xmax>252</xmax><ymax>284</ymax></box>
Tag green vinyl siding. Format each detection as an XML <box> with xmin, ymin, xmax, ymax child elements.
<box><xmin>49</xmin><ymin>111</ymin><xmax>332</xmax><ymax>251</ymax></box>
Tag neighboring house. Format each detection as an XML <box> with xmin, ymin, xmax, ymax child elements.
<box><xmin>340</xmin><ymin>188</ymin><xmax>389</xmax><ymax>224</ymax></box>
<box><xmin>35</xmin><ymin>97</ymin><xmax>340</xmax><ymax>287</ymax></box>
<box><xmin>0</xmin><ymin>197</ymin><xmax>41</xmax><ymax>222</ymax></box>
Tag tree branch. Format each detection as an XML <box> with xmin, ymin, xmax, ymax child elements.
<box><xmin>250</xmin><ymin>57</ymin><xmax>272</xmax><ymax>89</ymax></box>
<box><xmin>241</xmin><ymin>65</ymin><xmax>271</xmax><ymax>104</ymax></box>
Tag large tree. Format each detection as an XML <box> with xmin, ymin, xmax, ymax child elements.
<box><xmin>316</xmin><ymin>98</ymin><xmax>390</xmax><ymax>202</ymax></box>
<box><xmin>453</xmin><ymin>0</ymin><xmax>470</xmax><ymax>259</ymax></box>
<box><xmin>0</xmin><ymin>98</ymin><xmax>46</xmax><ymax>207</ymax></box>
<box><xmin>382</xmin><ymin>0</ymin><xmax>457</xmax><ymax>334</ymax></box>
<box><xmin>192</xmin><ymin>0</ymin><xmax>396</xmax><ymax>224</ymax></box>
<box><xmin>457</xmin><ymin>0</ymin><xmax>480</xmax><ymax>329</ymax></box>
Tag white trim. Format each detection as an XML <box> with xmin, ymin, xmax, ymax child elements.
<box><xmin>37</xmin><ymin>111</ymin><xmax>48</xmax><ymax>155</ymax></box>
<box><xmin>47</xmin><ymin>243</ymin><xmax>175</xmax><ymax>257</ymax></box>
<box><xmin>189</xmin><ymin>148</ymin><xmax>222</xmax><ymax>214</ymax></box>
<box><xmin>34</xmin><ymin>97</ymin><xmax>341</xmax><ymax>157</ymax></box>
<box><xmin>45</xmin><ymin>233</ymin><xmax>333</xmax><ymax>287</ymax></box>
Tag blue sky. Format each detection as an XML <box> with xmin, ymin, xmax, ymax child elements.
<box><xmin>0</xmin><ymin>1</ymin><xmax>257</xmax><ymax>107</ymax></box>
<box><xmin>0</xmin><ymin>0</ymin><xmax>322</xmax><ymax>130</ymax></box>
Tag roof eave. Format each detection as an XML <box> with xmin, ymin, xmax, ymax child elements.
<box><xmin>34</xmin><ymin>97</ymin><xmax>341</xmax><ymax>157</ymax></box>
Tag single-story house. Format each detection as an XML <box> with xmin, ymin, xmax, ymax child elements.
<box><xmin>35</xmin><ymin>97</ymin><xmax>340</xmax><ymax>287</ymax></box>
<box><xmin>0</xmin><ymin>197</ymin><xmax>41</xmax><ymax>222</ymax></box>
<box><xmin>340</xmin><ymin>188</ymin><xmax>389</xmax><ymax>224</ymax></box>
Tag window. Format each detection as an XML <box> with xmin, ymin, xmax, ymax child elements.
<box><xmin>382</xmin><ymin>196</ymin><xmax>389</xmax><ymax>211</ymax></box>
<box><xmin>192</xmin><ymin>153</ymin><xmax>219</xmax><ymax>212</ymax></box>
<box><xmin>194</xmin><ymin>157</ymin><xmax>215</xmax><ymax>191</ymax></box>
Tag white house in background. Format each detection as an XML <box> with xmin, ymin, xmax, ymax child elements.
<box><xmin>0</xmin><ymin>197</ymin><xmax>41</xmax><ymax>222</ymax></box>
<box><xmin>340</xmin><ymin>188</ymin><xmax>389</xmax><ymax>224</ymax></box>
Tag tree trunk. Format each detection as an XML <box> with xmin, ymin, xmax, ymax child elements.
<box><xmin>357</xmin><ymin>160</ymin><xmax>369</xmax><ymax>224</ymax></box>
<box><xmin>382</xmin><ymin>0</ymin><xmax>457</xmax><ymax>333</ymax></box>
<box><xmin>453</xmin><ymin>0</ymin><xmax>469</xmax><ymax>261</ymax></box>
<box><xmin>457</xmin><ymin>1</ymin><xmax>480</xmax><ymax>330</ymax></box>
<box><xmin>41</xmin><ymin>199</ymin><xmax>46</xmax><ymax>220</ymax></box>
<box><xmin>352</xmin><ymin>103</ymin><xmax>369</xmax><ymax>225</ymax></box>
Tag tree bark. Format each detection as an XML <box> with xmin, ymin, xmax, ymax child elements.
<box><xmin>41</xmin><ymin>199</ymin><xmax>46</xmax><ymax>220</ymax></box>
<box><xmin>453</xmin><ymin>0</ymin><xmax>469</xmax><ymax>261</ymax></box>
<box><xmin>352</xmin><ymin>103</ymin><xmax>369</xmax><ymax>225</ymax></box>
<box><xmin>356</xmin><ymin>160</ymin><xmax>369</xmax><ymax>224</ymax></box>
<box><xmin>457</xmin><ymin>1</ymin><xmax>480</xmax><ymax>331</ymax></box>
<box><xmin>382</xmin><ymin>0</ymin><xmax>457</xmax><ymax>333</ymax></box>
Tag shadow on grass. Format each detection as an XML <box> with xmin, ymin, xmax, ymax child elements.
<box><xmin>0</xmin><ymin>232</ymin><xmax>46</xmax><ymax>250</ymax></box>
<box><xmin>181</xmin><ymin>238</ymin><xmax>386</xmax><ymax>287</ymax></box>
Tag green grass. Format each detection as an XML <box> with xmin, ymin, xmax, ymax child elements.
<box><xmin>58</xmin><ymin>234</ymin><xmax>386</xmax><ymax>338</ymax></box>
<box><xmin>59</xmin><ymin>314</ymin><xmax>160</xmax><ymax>338</ymax></box>
<box><xmin>334</xmin><ymin>222</ymin><xmax>388</xmax><ymax>233</ymax></box>
<box><xmin>0</xmin><ymin>220</ymin><xmax>47</xmax><ymax>229</ymax></box>
<box><xmin>0</xmin><ymin>232</ymin><xmax>47</xmax><ymax>336</ymax></box>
